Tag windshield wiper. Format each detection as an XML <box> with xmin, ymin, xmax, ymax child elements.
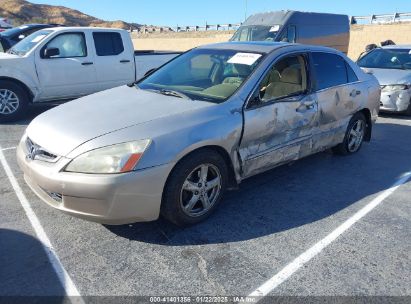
<box><xmin>158</xmin><ymin>89</ymin><xmax>193</xmax><ymax>100</ymax></box>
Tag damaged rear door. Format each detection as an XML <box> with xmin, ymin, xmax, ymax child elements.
<box><xmin>310</xmin><ymin>52</ymin><xmax>367</xmax><ymax>151</ymax></box>
<box><xmin>239</xmin><ymin>53</ymin><xmax>318</xmax><ymax>178</ymax></box>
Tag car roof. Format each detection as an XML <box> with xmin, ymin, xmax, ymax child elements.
<box><xmin>196</xmin><ymin>41</ymin><xmax>341</xmax><ymax>55</ymax></box>
<box><xmin>47</xmin><ymin>26</ymin><xmax>125</xmax><ymax>32</ymax></box>
<box><xmin>381</xmin><ymin>44</ymin><xmax>411</xmax><ymax>49</ymax></box>
<box><xmin>16</xmin><ymin>24</ymin><xmax>60</xmax><ymax>29</ymax></box>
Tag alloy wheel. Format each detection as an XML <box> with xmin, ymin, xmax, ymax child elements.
<box><xmin>0</xmin><ymin>89</ymin><xmax>20</xmax><ymax>115</ymax></box>
<box><xmin>180</xmin><ymin>163</ymin><xmax>222</xmax><ymax>217</ymax></box>
<box><xmin>347</xmin><ymin>120</ymin><xmax>365</xmax><ymax>153</ymax></box>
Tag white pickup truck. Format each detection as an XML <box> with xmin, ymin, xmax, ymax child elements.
<box><xmin>0</xmin><ymin>27</ymin><xmax>180</xmax><ymax>122</ymax></box>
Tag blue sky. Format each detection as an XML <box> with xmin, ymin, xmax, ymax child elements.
<box><xmin>30</xmin><ymin>0</ymin><xmax>411</xmax><ymax>26</ymax></box>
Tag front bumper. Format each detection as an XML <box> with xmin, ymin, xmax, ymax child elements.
<box><xmin>379</xmin><ymin>89</ymin><xmax>411</xmax><ymax>113</ymax></box>
<box><xmin>17</xmin><ymin>140</ymin><xmax>174</xmax><ymax>225</ymax></box>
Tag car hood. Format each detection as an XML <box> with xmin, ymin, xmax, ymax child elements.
<box><xmin>26</xmin><ymin>86</ymin><xmax>213</xmax><ymax>157</ymax></box>
<box><xmin>366</xmin><ymin>68</ymin><xmax>411</xmax><ymax>85</ymax></box>
<box><xmin>0</xmin><ymin>51</ymin><xmax>18</xmax><ymax>59</ymax></box>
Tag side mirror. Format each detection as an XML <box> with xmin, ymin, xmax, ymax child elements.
<box><xmin>18</xmin><ymin>34</ymin><xmax>25</xmax><ymax>40</ymax></box>
<box><xmin>43</xmin><ymin>47</ymin><xmax>60</xmax><ymax>58</ymax></box>
<box><xmin>248</xmin><ymin>93</ymin><xmax>262</xmax><ymax>108</ymax></box>
<box><xmin>361</xmin><ymin>68</ymin><xmax>374</xmax><ymax>75</ymax></box>
<box><xmin>144</xmin><ymin>68</ymin><xmax>157</xmax><ymax>77</ymax></box>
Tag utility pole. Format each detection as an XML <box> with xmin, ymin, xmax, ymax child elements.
<box><xmin>244</xmin><ymin>0</ymin><xmax>248</xmax><ymax>21</ymax></box>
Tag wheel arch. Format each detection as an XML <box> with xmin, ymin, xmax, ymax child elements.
<box><xmin>359</xmin><ymin>108</ymin><xmax>372</xmax><ymax>142</ymax></box>
<box><xmin>164</xmin><ymin>145</ymin><xmax>239</xmax><ymax>194</ymax></box>
<box><xmin>0</xmin><ymin>77</ymin><xmax>34</xmax><ymax>102</ymax></box>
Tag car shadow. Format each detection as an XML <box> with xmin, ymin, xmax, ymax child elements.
<box><xmin>379</xmin><ymin>112</ymin><xmax>411</xmax><ymax>120</ymax></box>
<box><xmin>105</xmin><ymin>121</ymin><xmax>411</xmax><ymax>246</ymax></box>
<box><xmin>0</xmin><ymin>229</ymin><xmax>66</xmax><ymax>299</ymax></box>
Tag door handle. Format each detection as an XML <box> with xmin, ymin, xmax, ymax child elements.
<box><xmin>120</xmin><ymin>60</ymin><xmax>131</xmax><ymax>63</ymax></box>
<box><xmin>350</xmin><ymin>90</ymin><xmax>361</xmax><ymax>97</ymax></box>
<box><xmin>82</xmin><ymin>62</ymin><xmax>94</xmax><ymax>66</ymax></box>
<box><xmin>304</xmin><ymin>101</ymin><xmax>315</xmax><ymax>109</ymax></box>
<box><xmin>296</xmin><ymin>101</ymin><xmax>315</xmax><ymax>112</ymax></box>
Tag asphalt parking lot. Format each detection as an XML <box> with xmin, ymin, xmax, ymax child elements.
<box><xmin>0</xmin><ymin>107</ymin><xmax>410</xmax><ymax>301</ymax></box>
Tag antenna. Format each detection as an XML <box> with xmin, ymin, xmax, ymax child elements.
<box><xmin>245</xmin><ymin>0</ymin><xmax>248</xmax><ymax>21</ymax></box>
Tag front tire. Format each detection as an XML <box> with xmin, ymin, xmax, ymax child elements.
<box><xmin>333</xmin><ymin>112</ymin><xmax>367</xmax><ymax>155</ymax></box>
<box><xmin>161</xmin><ymin>149</ymin><xmax>228</xmax><ymax>226</ymax></box>
<box><xmin>0</xmin><ymin>81</ymin><xmax>29</xmax><ymax>123</ymax></box>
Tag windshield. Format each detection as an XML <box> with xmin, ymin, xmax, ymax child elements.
<box><xmin>138</xmin><ymin>49</ymin><xmax>264</xmax><ymax>103</ymax></box>
<box><xmin>358</xmin><ymin>48</ymin><xmax>411</xmax><ymax>70</ymax></box>
<box><xmin>8</xmin><ymin>30</ymin><xmax>52</xmax><ymax>56</ymax></box>
<box><xmin>230</xmin><ymin>25</ymin><xmax>280</xmax><ymax>42</ymax></box>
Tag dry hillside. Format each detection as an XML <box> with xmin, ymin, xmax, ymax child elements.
<box><xmin>0</xmin><ymin>0</ymin><xmax>140</xmax><ymax>29</ymax></box>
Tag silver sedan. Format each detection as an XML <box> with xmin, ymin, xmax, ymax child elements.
<box><xmin>17</xmin><ymin>42</ymin><xmax>380</xmax><ymax>226</ymax></box>
<box><xmin>358</xmin><ymin>45</ymin><xmax>411</xmax><ymax>115</ymax></box>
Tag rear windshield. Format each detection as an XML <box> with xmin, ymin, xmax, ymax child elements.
<box><xmin>138</xmin><ymin>48</ymin><xmax>264</xmax><ymax>103</ymax></box>
<box><xmin>358</xmin><ymin>48</ymin><xmax>411</xmax><ymax>70</ymax></box>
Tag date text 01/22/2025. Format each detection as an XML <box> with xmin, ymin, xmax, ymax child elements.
<box><xmin>149</xmin><ymin>296</ymin><xmax>256</xmax><ymax>303</ymax></box>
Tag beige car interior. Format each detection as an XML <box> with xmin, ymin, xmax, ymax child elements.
<box><xmin>260</xmin><ymin>55</ymin><xmax>307</xmax><ymax>102</ymax></box>
<box><xmin>203</xmin><ymin>63</ymin><xmax>252</xmax><ymax>98</ymax></box>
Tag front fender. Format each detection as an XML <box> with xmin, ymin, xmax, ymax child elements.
<box><xmin>66</xmin><ymin>102</ymin><xmax>245</xmax><ymax>178</ymax></box>
<box><xmin>0</xmin><ymin>57</ymin><xmax>39</xmax><ymax>99</ymax></box>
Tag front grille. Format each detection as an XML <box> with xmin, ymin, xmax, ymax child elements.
<box><xmin>26</xmin><ymin>137</ymin><xmax>58</xmax><ymax>162</ymax></box>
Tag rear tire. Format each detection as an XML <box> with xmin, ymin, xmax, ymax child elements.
<box><xmin>161</xmin><ymin>149</ymin><xmax>228</xmax><ymax>226</ymax></box>
<box><xmin>333</xmin><ymin>112</ymin><xmax>367</xmax><ymax>155</ymax></box>
<box><xmin>0</xmin><ymin>80</ymin><xmax>29</xmax><ymax>123</ymax></box>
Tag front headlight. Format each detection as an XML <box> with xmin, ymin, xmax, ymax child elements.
<box><xmin>64</xmin><ymin>140</ymin><xmax>151</xmax><ymax>174</ymax></box>
<box><xmin>381</xmin><ymin>84</ymin><xmax>410</xmax><ymax>92</ymax></box>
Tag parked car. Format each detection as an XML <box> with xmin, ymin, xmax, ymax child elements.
<box><xmin>230</xmin><ymin>11</ymin><xmax>350</xmax><ymax>54</ymax></box>
<box><xmin>0</xmin><ymin>27</ymin><xmax>180</xmax><ymax>122</ymax></box>
<box><xmin>0</xmin><ymin>24</ymin><xmax>65</xmax><ymax>53</ymax></box>
<box><xmin>17</xmin><ymin>42</ymin><xmax>380</xmax><ymax>226</ymax></box>
<box><xmin>357</xmin><ymin>45</ymin><xmax>411</xmax><ymax>115</ymax></box>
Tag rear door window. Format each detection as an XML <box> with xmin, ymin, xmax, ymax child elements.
<box><xmin>311</xmin><ymin>52</ymin><xmax>348</xmax><ymax>90</ymax></box>
<box><xmin>346</xmin><ymin>62</ymin><xmax>359</xmax><ymax>83</ymax></box>
<box><xmin>93</xmin><ymin>32</ymin><xmax>124</xmax><ymax>56</ymax></box>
